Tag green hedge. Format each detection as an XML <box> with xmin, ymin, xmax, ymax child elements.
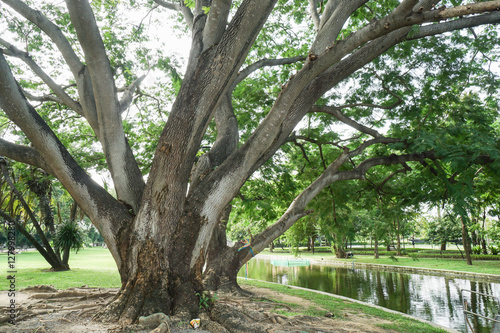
<box><xmin>413</xmin><ymin>253</ymin><xmax>500</xmax><ymax>260</ymax></box>
<box><xmin>353</xmin><ymin>250</ymin><xmax>500</xmax><ymax>260</ymax></box>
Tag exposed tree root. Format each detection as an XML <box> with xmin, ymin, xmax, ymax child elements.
<box><xmin>2</xmin><ymin>284</ymin><xmax>397</xmax><ymax>333</ymax></box>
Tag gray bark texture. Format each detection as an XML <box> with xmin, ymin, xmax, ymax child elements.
<box><xmin>1</xmin><ymin>0</ymin><xmax>499</xmax><ymax>323</ymax></box>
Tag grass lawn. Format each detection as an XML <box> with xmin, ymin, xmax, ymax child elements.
<box><xmin>2</xmin><ymin>247</ymin><xmax>499</xmax><ymax>291</ymax></box>
<box><xmin>239</xmin><ymin>279</ymin><xmax>449</xmax><ymax>333</ymax></box>
<box><xmin>261</xmin><ymin>249</ymin><xmax>500</xmax><ymax>275</ymax></box>
<box><xmin>0</xmin><ymin>247</ymin><xmax>120</xmax><ymax>290</ymax></box>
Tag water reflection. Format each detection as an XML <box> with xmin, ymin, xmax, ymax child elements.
<box><xmin>238</xmin><ymin>258</ymin><xmax>500</xmax><ymax>333</ymax></box>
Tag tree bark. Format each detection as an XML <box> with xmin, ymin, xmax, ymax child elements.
<box><xmin>1</xmin><ymin>0</ymin><xmax>500</xmax><ymax>325</ymax></box>
<box><xmin>460</xmin><ymin>216</ymin><xmax>473</xmax><ymax>266</ymax></box>
<box><xmin>396</xmin><ymin>217</ymin><xmax>402</xmax><ymax>256</ymax></box>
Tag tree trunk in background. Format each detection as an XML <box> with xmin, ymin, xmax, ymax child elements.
<box><xmin>396</xmin><ymin>217</ymin><xmax>401</xmax><ymax>256</ymax></box>
<box><xmin>460</xmin><ymin>216</ymin><xmax>473</xmax><ymax>266</ymax></box>
<box><xmin>374</xmin><ymin>237</ymin><xmax>380</xmax><ymax>259</ymax></box>
<box><xmin>440</xmin><ymin>242</ymin><xmax>447</xmax><ymax>251</ymax></box>
<box><xmin>481</xmin><ymin>210</ymin><xmax>488</xmax><ymax>254</ymax></box>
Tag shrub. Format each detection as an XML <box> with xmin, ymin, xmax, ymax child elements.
<box><xmin>472</xmin><ymin>245</ymin><xmax>482</xmax><ymax>255</ymax></box>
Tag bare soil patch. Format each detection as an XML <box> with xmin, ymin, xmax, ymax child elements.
<box><xmin>0</xmin><ymin>285</ymin><xmax>395</xmax><ymax>332</ymax></box>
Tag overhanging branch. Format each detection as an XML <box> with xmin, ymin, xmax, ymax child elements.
<box><xmin>247</xmin><ymin>150</ymin><xmax>435</xmax><ymax>260</ymax></box>
<box><xmin>310</xmin><ymin>105</ymin><xmax>384</xmax><ymax>138</ymax></box>
<box><xmin>0</xmin><ymin>139</ymin><xmax>52</xmax><ymax>174</ymax></box>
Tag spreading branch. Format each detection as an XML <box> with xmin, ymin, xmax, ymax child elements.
<box><xmin>203</xmin><ymin>0</ymin><xmax>232</xmax><ymax>48</ymax></box>
<box><xmin>0</xmin><ymin>38</ymin><xmax>83</xmax><ymax>115</ymax></box>
<box><xmin>65</xmin><ymin>0</ymin><xmax>145</xmax><ymax>211</ymax></box>
<box><xmin>0</xmin><ymin>139</ymin><xmax>51</xmax><ymax>174</ymax></box>
<box><xmin>310</xmin><ymin>105</ymin><xmax>384</xmax><ymax>138</ymax></box>
<box><xmin>0</xmin><ymin>50</ymin><xmax>132</xmax><ymax>268</ymax></box>
<box><xmin>1</xmin><ymin>0</ymin><xmax>83</xmax><ymax>76</ymax></box>
<box><xmin>232</xmin><ymin>56</ymin><xmax>306</xmax><ymax>90</ymax></box>
<box><xmin>246</xmin><ymin>150</ymin><xmax>435</xmax><ymax>260</ymax></box>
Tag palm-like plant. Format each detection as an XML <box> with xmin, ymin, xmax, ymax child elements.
<box><xmin>53</xmin><ymin>220</ymin><xmax>85</xmax><ymax>266</ymax></box>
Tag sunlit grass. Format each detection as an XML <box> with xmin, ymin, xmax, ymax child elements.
<box><xmin>0</xmin><ymin>247</ymin><xmax>120</xmax><ymax>290</ymax></box>
<box><xmin>239</xmin><ymin>279</ymin><xmax>448</xmax><ymax>333</ymax></box>
<box><xmin>260</xmin><ymin>249</ymin><xmax>500</xmax><ymax>275</ymax></box>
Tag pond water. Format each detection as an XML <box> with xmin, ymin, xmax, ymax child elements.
<box><xmin>237</xmin><ymin>258</ymin><xmax>500</xmax><ymax>333</ymax></box>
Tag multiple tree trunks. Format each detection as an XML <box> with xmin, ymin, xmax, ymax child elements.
<box><xmin>1</xmin><ymin>0</ymin><xmax>500</xmax><ymax>324</ymax></box>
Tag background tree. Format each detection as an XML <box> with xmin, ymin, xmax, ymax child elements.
<box><xmin>0</xmin><ymin>157</ymin><xmax>84</xmax><ymax>270</ymax></box>
<box><xmin>1</xmin><ymin>0</ymin><xmax>500</xmax><ymax>323</ymax></box>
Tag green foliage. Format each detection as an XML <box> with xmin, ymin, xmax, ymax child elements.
<box><xmin>472</xmin><ymin>245</ymin><xmax>482</xmax><ymax>255</ymax></box>
<box><xmin>409</xmin><ymin>253</ymin><xmax>419</xmax><ymax>261</ymax></box>
<box><xmin>489</xmin><ymin>245</ymin><xmax>499</xmax><ymax>255</ymax></box>
<box><xmin>195</xmin><ymin>291</ymin><xmax>219</xmax><ymax>310</ymax></box>
<box><xmin>53</xmin><ymin>221</ymin><xmax>85</xmax><ymax>253</ymax></box>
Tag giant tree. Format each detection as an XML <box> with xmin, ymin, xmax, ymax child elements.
<box><xmin>1</xmin><ymin>0</ymin><xmax>500</xmax><ymax>323</ymax></box>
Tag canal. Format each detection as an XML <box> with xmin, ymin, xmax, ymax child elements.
<box><xmin>238</xmin><ymin>257</ymin><xmax>500</xmax><ymax>332</ymax></box>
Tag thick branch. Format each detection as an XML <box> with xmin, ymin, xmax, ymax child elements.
<box><xmin>203</xmin><ymin>0</ymin><xmax>232</xmax><ymax>48</ymax></box>
<box><xmin>0</xmin><ymin>139</ymin><xmax>52</xmax><ymax>173</ymax></box>
<box><xmin>408</xmin><ymin>11</ymin><xmax>500</xmax><ymax>40</ymax></box>
<box><xmin>438</xmin><ymin>1</ymin><xmax>500</xmax><ymax>19</ymax></box>
<box><xmin>312</xmin><ymin>0</ymin><xmax>368</xmax><ymax>53</ymax></box>
<box><xmin>0</xmin><ymin>50</ymin><xmax>131</xmax><ymax>269</ymax></box>
<box><xmin>248</xmin><ymin>151</ymin><xmax>435</xmax><ymax>257</ymax></box>
<box><xmin>65</xmin><ymin>0</ymin><xmax>145</xmax><ymax>211</ymax></box>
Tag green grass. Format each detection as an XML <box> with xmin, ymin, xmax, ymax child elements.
<box><xmin>0</xmin><ymin>247</ymin><xmax>465</xmax><ymax>332</ymax></box>
<box><xmin>239</xmin><ymin>279</ymin><xmax>448</xmax><ymax>333</ymax></box>
<box><xmin>261</xmin><ymin>249</ymin><xmax>500</xmax><ymax>275</ymax></box>
<box><xmin>0</xmin><ymin>247</ymin><xmax>121</xmax><ymax>290</ymax></box>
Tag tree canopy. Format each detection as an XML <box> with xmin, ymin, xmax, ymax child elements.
<box><xmin>1</xmin><ymin>0</ymin><xmax>499</xmax><ymax>323</ymax></box>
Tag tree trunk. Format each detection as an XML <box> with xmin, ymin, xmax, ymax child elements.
<box><xmin>98</xmin><ymin>212</ymin><xmax>206</xmax><ymax>324</ymax></box>
<box><xmin>396</xmin><ymin>217</ymin><xmax>401</xmax><ymax>256</ymax></box>
<box><xmin>62</xmin><ymin>246</ymin><xmax>71</xmax><ymax>266</ymax></box>
<box><xmin>440</xmin><ymin>242</ymin><xmax>447</xmax><ymax>251</ymax></box>
<box><xmin>269</xmin><ymin>241</ymin><xmax>274</xmax><ymax>253</ymax></box>
<box><xmin>374</xmin><ymin>237</ymin><xmax>379</xmax><ymax>259</ymax></box>
<box><xmin>481</xmin><ymin>209</ymin><xmax>488</xmax><ymax>255</ymax></box>
<box><xmin>460</xmin><ymin>216</ymin><xmax>473</xmax><ymax>266</ymax></box>
<box><xmin>333</xmin><ymin>243</ymin><xmax>346</xmax><ymax>258</ymax></box>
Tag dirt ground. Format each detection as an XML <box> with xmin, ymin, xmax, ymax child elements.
<box><xmin>0</xmin><ymin>285</ymin><xmax>397</xmax><ymax>332</ymax></box>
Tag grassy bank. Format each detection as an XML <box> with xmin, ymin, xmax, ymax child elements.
<box><xmin>0</xmin><ymin>248</ymin><xmax>120</xmax><ymax>290</ymax></box>
<box><xmin>238</xmin><ymin>279</ymin><xmax>449</xmax><ymax>333</ymax></box>
<box><xmin>2</xmin><ymin>246</ymin><xmax>499</xmax><ymax>291</ymax></box>
<box><xmin>0</xmin><ymin>247</ymin><xmax>469</xmax><ymax>332</ymax></box>
<box><xmin>261</xmin><ymin>249</ymin><xmax>500</xmax><ymax>275</ymax></box>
